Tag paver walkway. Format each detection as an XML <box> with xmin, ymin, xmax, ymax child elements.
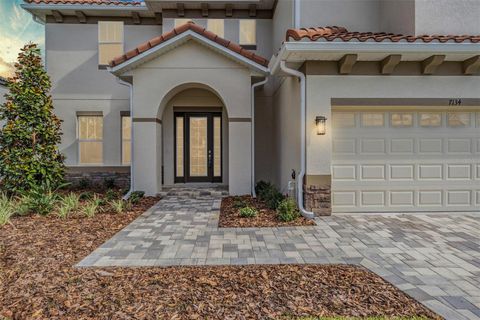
<box><xmin>78</xmin><ymin>190</ymin><xmax>480</xmax><ymax>320</ymax></box>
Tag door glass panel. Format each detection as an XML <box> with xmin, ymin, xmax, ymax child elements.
<box><xmin>189</xmin><ymin>117</ymin><xmax>208</xmax><ymax>177</ymax></box>
<box><xmin>213</xmin><ymin>117</ymin><xmax>221</xmax><ymax>177</ymax></box>
<box><xmin>447</xmin><ymin>112</ymin><xmax>470</xmax><ymax>127</ymax></box>
<box><xmin>176</xmin><ymin>117</ymin><xmax>184</xmax><ymax>177</ymax></box>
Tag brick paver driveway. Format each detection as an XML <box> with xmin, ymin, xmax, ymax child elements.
<box><xmin>78</xmin><ymin>190</ymin><xmax>480</xmax><ymax>320</ymax></box>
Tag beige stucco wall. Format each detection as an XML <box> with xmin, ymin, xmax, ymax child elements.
<box><xmin>254</xmin><ymin>92</ymin><xmax>274</xmax><ymax>184</ymax></box>
<box><xmin>379</xmin><ymin>0</ymin><xmax>415</xmax><ymax>35</ymax></box>
<box><xmin>45</xmin><ymin>23</ymin><xmax>162</xmax><ymax>166</ymax></box>
<box><xmin>305</xmin><ymin>75</ymin><xmax>480</xmax><ymax>176</ymax></box>
<box><xmin>161</xmin><ymin>88</ymin><xmax>229</xmax><ymax>186</ymax></box>
<box><xmin>272</xmin><ymin>0</ymin><xmax>293</xmax><ymax>54</ymax></box>
<box><xmin>272</xmin><ymin>77</ymin><xmax>301</xmax><ymax>193</ymax></box>
<box><xmin>130</xmin><ymin>40</ymin><xmax>253</xmax><ymax>195</ymax></box>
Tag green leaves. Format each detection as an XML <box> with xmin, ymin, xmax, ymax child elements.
<box><xmin>0</xmin><ymin>43</ymin><xmax>66</xmax><ymax>194</ymax></box>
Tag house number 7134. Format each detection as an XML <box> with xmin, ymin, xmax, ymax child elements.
<box><xmin>449</xmin><ymin>99</ymin><xmax>462</xmax><ymax>106</ymax></box>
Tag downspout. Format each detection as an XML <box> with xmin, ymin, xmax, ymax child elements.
<box><xmin>116</xmin><ymin>78</ymin><xmax>135</xmax><ymax>200</ymax></box>
<box><xmin>251</xmin><ymin>77</ymin><xmax>268</xmax><ymax>197</ymax></box>
<box><xmin>280</xmin><ymin>61</ymin><xmax>314</xmax><ymax>219</ymax></box>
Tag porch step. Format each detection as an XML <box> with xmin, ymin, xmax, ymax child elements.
<box><xmin>157</xmin><ymin>186</ymin><xmax>229</xmax><ymax>198</ymax></box>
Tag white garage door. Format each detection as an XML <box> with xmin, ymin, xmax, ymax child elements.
<box><xmin>331</xmin><ymin>110</ymin><xmax>480</xmax><ymax>213</ymax></box>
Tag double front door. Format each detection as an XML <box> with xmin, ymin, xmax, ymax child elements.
<box><xmin>174</xmin><ymin>112</ymin><xmax>222</xmax><ymax>183</ymax></box>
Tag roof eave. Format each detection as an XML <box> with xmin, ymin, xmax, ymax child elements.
<box><xmin>21</xmin><ymin>3</ymin><xmax>147</xmax><ymax>11</ymax></box>
<box><xmin>109</xmin><ymin>30</ymin><xmax>270</xmax><ymax>76</ymax></box>
<box><xmin>270</xmin><ymin>41</ymin><xmax>480</xmax><ymax>74</ymax></box>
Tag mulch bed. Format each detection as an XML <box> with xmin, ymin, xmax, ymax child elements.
<box><xmin>0</xmin><ymin>197</ymin><xmax>440</xmax><ymax>320</ymax></box>
<box><xmin>219</xmin><ymin>195</ymin><xmax>316</xmax><ymax>228</ymax></box>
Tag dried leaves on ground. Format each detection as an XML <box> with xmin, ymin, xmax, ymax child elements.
<box><xmin>1</xmin><ymin>196</ymin><xmax>440</xmax><ymax>320</ymax></box>
<box><xmin>219</xmin><ymin>195</ymin><xmax>316</xmax><ymax>228</ymax></box>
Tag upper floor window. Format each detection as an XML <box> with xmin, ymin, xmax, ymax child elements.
<box><xmin>207</xmin><ymin>19</ymin><xmax>224</xmax><ymax>37</ymax></box>
<box><xmin>78</xmin><ymin>115</ymin><xmax>103</xmax><ymax>164</ymax></box>
<box><xmin>98</xmin><ymin>21</ymin><xmax>124</xmax><ymax>66</ymax></box>
<box><xmin>239</xmin><ymin>20</ymin><xmax>256</xmax><ymax>46</ymax></box>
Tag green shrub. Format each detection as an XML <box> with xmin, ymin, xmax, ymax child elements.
<box><xmin>78</xmin><ymin>178</ymin><xmax>90</xmax><ymax>189</ymax></box>
<box><xmin>79</xmin><ymin>191</ymin><xmax>93</xmax><ymax>201</ymax></box>
<box><xmin>277</xmin><ymin>198</ymin><xmax>300</xmax><ymax>222</ymax></box>
<box><xmin>105</xmin><ymin>189</ymin><xmax>119</xmax><ymax>201</ymax></box>
<box><xmin>0</xmin><ymin>194</ymin><xmax>15</xmax><ymax>226</ymax></box>
<box><xmin>129</xmin><ymin>191</ymin><xmax>145</xmax><ymax>204</ymax></box>
<box><xmin>17</xmin><ymin>183</ymin><xmax>59</xmax><ymax>216</ymax></box>
<box><xmin>103</xmin><ymin>177</ymin><xmax>116</xmax><ymax>189</ymax></box>
<box><xmin>239</xmin><ymin>206</ymin><xmax>257</xmax><ymax>218</ymax></box>
<box><xmin>233</xmin><ymin>197</ymin><xmax>247</xmax><ymax>209</ymax></box>
<box><xmin>255</xmin><ymin>181</ymin><xmax>284</xmax><ymax>209</ymax></box>
<box><xmin>82</xmin><ymin>199</ymin><xmax>99</xmax><ymax>218</ymax></box>
<box><xmin>56</xmin><ymin>193</ymin><xmax>80</xmax><ymax>218</ymax></box>
<box><xmin>0</xmin><ymin>43</ymin><xmax>65</xmax><ymax>194</ymax></box>
<box><xmin>109</xmin><ymin>199</ymin><xmax>129</xmax><ymax>214</ymax></box>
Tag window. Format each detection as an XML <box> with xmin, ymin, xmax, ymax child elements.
<box><xmin>78</xmin><ymin>115</ymin><xmax>103</xmax><ymax>164</ymax></box>
<box><xmin>207</xmin><ymin>19</ymin><xmax>224</xmax><ymax>37</ymax></box>
<box><xmin>175</xmin><ymin>18</ymin><xmax>193</xmax><ymax>27</ymax></box>
<box><xmin>121</xmin><ymin>115</ymin><xmax>131</xmax><ymax>165</ymax></box>
<box><xmin>420</xmin><ymin>112</ymin><xmax>442</xmax><ymax>127</ymax></box>
<box><xmin>391</xmin><ymin>112</ymin><xmax>413</xmax><ymax>127</ymax></box>
<box><xmin>361</xmin><ymin>112</ymin><xmax>384</xmax><ymax>127</ymax></box>
<box><xmin>98</xmin><ymin>21</ymin><xmax>124</xmax><ymax>65</ymax></box>
<box><xmin>333</xmin><ymin>112</ymin><xmax>355</xmax><ymax>128</ymax></box>
<box><xmin>239</xmin><ymin>20</ymin><xmax>256</xmax><ymax>45</ymax></box>
<box><xmin>447</xmin><ymin>112</ymin><xmax>470</xmax><ymax>127</ymax></box>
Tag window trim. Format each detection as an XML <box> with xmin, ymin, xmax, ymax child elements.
<box><xmin>77</xmin><ymin>114</ymin><xmax>104</xmax><ymax>165</ymax></box>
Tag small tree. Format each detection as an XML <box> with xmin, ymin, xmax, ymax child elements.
<box><xmin>0</xmin><ymin>43</ymin><xmax>65</xmax><ymax>193</ymax></box>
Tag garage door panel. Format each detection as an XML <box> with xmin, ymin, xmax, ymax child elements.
<box><xmin>332</xmin><ymin>110</ymin><xmax>479</xmax><ymax>213</ymax></box>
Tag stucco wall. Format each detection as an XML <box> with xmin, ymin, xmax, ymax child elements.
<box><xmin>379</xmin><ymin>0</ymin><xmax>415</xmax><ymax>35</ymax></box>
<box><xmin>299</xmin><ymin>0</ymin><xmax>381</xmax><ymax>32</ymax></box>
<box><xmin>272</xmin><ymin>77</ymin><xmax>301</xmax><ymax>193</ymax></box>
<box><xmin>254</xmin><ymin>92</ymin><xmax>274</xmax><ymax>184</ymax></box>
<box><xmin>414</xmin><ymin>0</ymin><xmax>480</xmax><ymax>35</ymax></box>
<box><xmin>130</xmin><ymin>40</ymin><xmax>253</xmax><ymax>195</ymax></box>
<box><xmin>272</xmin><ymin>0</ymin><xmax>293</xmax><ymax>54</ymax></box>
<box><xmin>45</xmin><ymin>23</ymin><xmax>162</xmax><ymax>165</ymax></box>
<box><xmin>305</xmin><ymin>75</ymin><xmax>480</xmax><ymax>176</ymax></box>
<box><xmin>163</xmin><ymin>18</ymin><xmax>273</xmax><ymax>60</ymax></box>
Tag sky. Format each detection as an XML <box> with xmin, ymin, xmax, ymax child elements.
<box><xmin>0</xmin><ymin>0</ymin><xmax>45</xmax><ymax>78</ymax></box>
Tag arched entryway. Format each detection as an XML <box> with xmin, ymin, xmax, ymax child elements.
<box><xmin>160</xmin><ymin>85</ymin><xmax>229</xmax><ymax>186</ymax></box>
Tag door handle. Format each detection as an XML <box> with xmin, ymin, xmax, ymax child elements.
<box><xmin>208</xmin><ymin>149</ymin><xmax>212</xmax><ymax>168</ymax></box>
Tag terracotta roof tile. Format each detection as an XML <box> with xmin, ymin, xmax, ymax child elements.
<box><xmin>24</xmin><ymin>0</ymin><xmax>143</xmax><ymax>5</ymax></box>
<box><xmin>286</xmin><ymin>26</ymin><xmax>480</xmax><ymax>43</ymax></box>
<box><xmin>109</xmin><ymin>22</ymin><xmax>269</xmax><ymax>68</ymax></box>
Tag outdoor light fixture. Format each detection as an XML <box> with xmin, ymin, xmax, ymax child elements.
<box><xmin>315</xmin><ymin>116</ymin><xmax>327</xmax><ymax>135</ymax></box>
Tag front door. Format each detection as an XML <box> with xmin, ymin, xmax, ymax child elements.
<box><xmin>174</xmin><ymin>112</ymin><xmax>222</xmax><ymax>183</ymax></box>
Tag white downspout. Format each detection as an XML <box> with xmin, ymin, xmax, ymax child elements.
<box><xmin>116</xmin><ymin>78</ymin><xmax>135</xmax><ymax>200</ymax></box>
<box><xmin>280</xmin><ymin>61</ymin><xmax>314</xmax><ymax>219</ymax></box>
<box><xmin>251</xmin><ymin>77</ymin><xmax>268</xmax><ymax>197</ymax></box>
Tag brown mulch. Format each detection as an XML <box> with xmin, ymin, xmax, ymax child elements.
<box><xmin>0</xmin><ymin>197</ymin><xmax>440</xmax><ymax>320</ymax></box>
<box><xmin>219</xmin><ymin>195</ymin><xmax>316</xmax><ymax>228</ymax></box>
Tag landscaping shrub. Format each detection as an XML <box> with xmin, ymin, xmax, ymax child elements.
<box><xmin>79</xmin><ymin>191</ymin><xmax>94</xmax><ymax>201</ymax></box>
<box><xmin>0</xmin><ymin>193</ymin><xmax>15</xmax><ymax>226</ymax></box>
<box><xmin>233</xmin><ymin>197</ymin><xmax>247</xmax><ymax>209</ymax></box>
<box><xmin>277</xmin><ymin>198</ymin><xmax>300</xmax><ymax>222</ymax></box>
<box><xmin>103</xmin><ymin>177</ymin><xmax>116</xmax><ymax>189</ymax></box>
<box><xmin>82</xmin><ymin>199</ymin><xmax>99</xmax><ymax>218</ymax></box>
<box><xmin>109</xmin><ymin>199</ymin><xmax>130</xmax><ymax>214</ymax></box>
<box><xmin>129</xmin><ymin>191</ymin><xmax>145</xmax><ymax>204</ymax></box>
<box><xmin>78</xmin><ymin>178</ymin><xmax>90</xmax><ymax>190</ymax></box>
<box><xmin>239</xmin><ymin>206</ymin><xmax>257</xmax><ymax>218</ymax></box>
<box><xmin>56</xmin><ymin>193</ymin><xmax>80</xmax><ymax>218</ymax></box>
<box><xmin>0</xmin><ymin>43</ymin><xmax>65</xmax><ymax>194</ymax></box>
<box><xmin>255</xmin><ymin>181</ymin><xmax>284</xmax><ymax>209</ymax></box>
<box><xmin>17</xmin><ymin>183</ymin><xmax>59</xmax><ymax>216</ymax></box>
<box><xmin>105</xmin><ymin>189</ymin><xmax>119</xmax><ymax>201</ymax></box>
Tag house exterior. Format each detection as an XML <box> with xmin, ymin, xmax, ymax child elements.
<box><xmin>21</xmin><ymin>0</ymin><xmax>480</xmax><ymax>215</ymax></box>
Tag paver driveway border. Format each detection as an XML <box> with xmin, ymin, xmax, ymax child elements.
<box><xmin>77</xmin><ymin>191</ymin><xmax>480</xmax><ymax>320</ymax></box>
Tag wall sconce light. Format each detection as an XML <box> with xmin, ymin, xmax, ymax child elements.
<box><xmin>315</xmin><ymin>116</ymin><xmax>327</xmax><ymax>135</ymax></box>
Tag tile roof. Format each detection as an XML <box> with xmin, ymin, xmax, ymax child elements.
<box><xmin>286</xmin><ymin>26</ymin><xmax>480</xmax><ymax>43</ymax></box>
<box><xmin>24</xmin><ymin>0</ymin><xmax>143</xmax><ymax>5</ymax></box>
<box><xmin>109</xmin><ymin>22</ymin><xmax>269</xmax><ymax>68</ymax></box>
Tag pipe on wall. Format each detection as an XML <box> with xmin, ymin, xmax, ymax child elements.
<box><xmin>279</xmin><ymin>61</ymin><xmax>314</xmax><ymax>219</ymax></box>
<box><xmin>251</xmin><ymin>77</ymin><xmax>268</xmax><ymax>197</ymax></box>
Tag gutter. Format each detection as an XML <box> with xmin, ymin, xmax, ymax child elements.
<box><xmin>270</xmin><ymin>41</ymin><xmax>480</xmax><ymax>74</ymax></box>
<box><xmin>279</xmin><ymin>61</ymin><xmax>314</xmax><ymax>219</ymax></box>
<box><xmin>250</xmin><ymin>77</ymin><xmax>268</xmax><ymax>197</ymax></box>
<box><xmin>21</xmin><ymin>3</ymin><xmax>148</xmax><ymax>11</ymax></box>
<box><xmin>116</xmin><ymin>78</ymin><xmax>135</xmax><ymax>200</ymax></box>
